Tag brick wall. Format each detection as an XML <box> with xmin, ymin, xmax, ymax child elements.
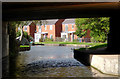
<box><xmin>62</xmin><ymin>23</ymin><xmax>91</xmax><ymax>42</ymax></box>
<box><xmin>29</xmin><ymin>22</ymin><xmax>36</xmax><ymax>38</ymax></box>
<box><xmin>55</xmin><ymin>19</ymin><xmax>65</xmax><ymax>38</ymax></box>
<box><xmin>62</xmin><ymin>24</ymin><xmax>76</xmax><ymax>32</ymax></box>
<box><xmin>38</xmin><ymin>25</ymin><xmax>55</xmax><ymax>40</ymax></box>
<box><xmin>62</xmin><ymin>23</ymin><xmax>78</xmax><ymax>40</ymax></box>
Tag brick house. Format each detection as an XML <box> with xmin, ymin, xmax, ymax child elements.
<box><xmin>23</xmin><ymin>22</ymin><xmax>36</xmax><ymax>38</ymax></box>
<box><xmin>61</xmin><ymin>19</ymin><xmax>91</xmax><ymax>42</ymax></box>
<box><xmin>61</xmin><ymin>19</ymin><xmax>78</xmax><ymax>42</ymax></box>
<box><xmin>23</xmin><ymin>19</ymin><xmax>91</xmax><ymax>42</ymax></box>
<box><xmin>34</xmin><ymin>19</ymin><xmax>64</xmax><ymax>42</ymax></box>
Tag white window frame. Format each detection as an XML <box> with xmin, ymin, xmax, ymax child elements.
<box><xmin>39</xmin><ymin>26</ymin><xmax>42</xmax><ymax>32</ymax></box>
<box><xmin>24</xmin><ymin>26</ymin><xmax>27</xmax><ymax>31</ymax></box>
<box><xmin>50</xmin><ymin>25</ymin><xmax>52</xmax><ymax>30</ymax></box>
<box><xmin>45</xmin><ymin>25</ymin><xmax>47</xmax><ymax>30</ymax></box>
<box><xmin>72</xmin><ymin>24</ymin><xmax>74</xmax><ymax>29</ymax></box>
<box><xmin>65</xmin><ymin>24</ymin><xmax>68</xmax><ymax>32</ymax></box>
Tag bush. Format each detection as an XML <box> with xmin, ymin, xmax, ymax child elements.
<box><xmin>77</xmin><ymin>43</ymin><xmax>107</xmax><ymax>51</ymax></box>
<box><xmin>28</xmin><ymin>35</ymin><xmax>33</xmax><ymax>42</ymax></box>
<box><xmin>39</xmin><ymin>38</ymin><xmax>44</xmax><ymax>42</ymax></box>
<box><xmin>16</xmin><ymin>30</ymin><xmax>21</xmax><ymax>37</ymax></box>
<box><xmin>23</xmin><ymin>31</ymin><xmax>28</xmax><ymax>38</ymax></box>
<box><xmin>91</xmin><ymin>37</ymin><xmax>97</xmax><ymax>43</ymax></box>
<box><xmin>73</xmin><ymin>39</ymin><xmax>79</xmax><ymax>42</ymax></box>
<box><xmin>44</xmin><ymin>38</ymin><xmax>53</xmax><ymax>42</ymax></box>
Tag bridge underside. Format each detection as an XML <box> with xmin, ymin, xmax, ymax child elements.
<box><xmin>2</xmin><ymin>2</ymin><xmax>120</xmax><ymax>21</ymax></box>
<box><xmin>2</xmin><ymin>2</ymin><xmax>120</xmax><ymax>52</ymax></box>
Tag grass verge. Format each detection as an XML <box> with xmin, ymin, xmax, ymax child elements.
<box><xmin>20</xmin><ymin>45</ymin><xmax>30</xmax><ymax>48</ymax></box>
<box><xmin>77</xmin><ymin>43</ymin><xmax>107</xmax><ymax>50</ymax></box>
<box><xmin>35</xmin><ymin>42</ymin><xmax>106</xmax><ymax>46</ymax></box>
<box><xmin>34</xmin><ymin>42</ymin><xmax>107</xmax><ymax>50</ymax></box>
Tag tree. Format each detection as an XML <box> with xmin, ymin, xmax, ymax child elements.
<box><xmin>16</xmin><ymin>30</ymin><xmax>21</xmax><ymax>37</ymax></box>
<box><xmin>13</xmin><ymin>20</ymin><xmax>48</xmax><ymax>42</ymax></box>
<box><xmin>75</xmin><ymin>17</ymin><xmax>110</xmax><ymax>42</ymax></box>
<box><xmin>8</xmin><ymin>21</ymin><xmax>39</xmax><ymax>46</ymax></box>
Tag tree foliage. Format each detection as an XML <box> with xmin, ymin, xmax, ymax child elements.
<box><xmin>75</xmin><ymin>17</ymin><xmax>110</xmax><ymax>42</ymax></box>
<box><xmin>16</xmin><ymin>30</ymin><xmax>21</xmax><ymax>37</ymax></box>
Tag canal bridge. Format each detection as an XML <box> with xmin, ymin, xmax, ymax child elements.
<box><xmin>2</xmin><ymin>2</ymin><xmax>120</xmax><ymax>53</ymax></box>
<box><xmin>1</xmin><ymin>2</ymin><xmax>120</xmax><ymax>77</ymax></box>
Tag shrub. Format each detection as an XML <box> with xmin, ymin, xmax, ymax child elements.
<box><xmin>16</xmin><ymin>30</ymin><xmax>21</xmax><ymax>37</ymax></box>
<box><xmin>73</xmin><ymin>39</ymin><xmax>79</xmax><ymax>42</ymax></box>
<box><xmin>44</xmin><ymin>38</ymin><xmax>53</xmax><ymax>42</ymax></box>
<box><xmin>23</xmin><ymin>31</ymin><xmax>28</xmax><ymax>39</ymax></box>
<box><xmin>39</xmin><ymin>38</ymin><xmax>44</xmax><ymax>42</ymax></box>
<box><xmin>28</xmin><ymin>35</ymin><xmax>33</xmax><ymax>42</ymax></box>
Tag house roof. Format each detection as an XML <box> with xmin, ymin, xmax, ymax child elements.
<box><xmin>62</xmin><ymin>19</ymin><xmax>75</xmax><ymax>24</ymax></box>
<box><xmin>27</xmin><ymin>21</ymin><xmax>33</xmax><ymax>26</ymax></box>
<box><xmin>41</xmin><ymin>19</ymin><xmax>58</xmax><ymax>25</ymax></box>
<box><xmin>27</xmin><ymin>19</ymin><xmax>58</xmax><ymax>26</ymax></box>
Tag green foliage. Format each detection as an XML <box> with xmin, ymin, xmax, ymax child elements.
<box><xmin>75</xmin><ymin>17</ymin><xmax>110</xmax><ymax>42</ymax></box>
<box><xmin>44</xmin><ymin>38</ymin><xmax>53</xmax><ymax>42</ymax></box>
<box><xmin>28</xmin><ymin>35</ymin><xmax>33</xmax><ymax>41</ymax></box>
<box><xmin>8</xmin><ymin>22</ymin><xmax>19</xmax><ymax>58</ymax></box>
<box><xmin>23</xmin><ymin>31</ymin><xmax>28</xmax><ymax>38</ymax></box>
<box><xmin>88</xmin><ymin>43</ymin><xmax>107</xmax><ymax>50</ymax></box>
<box><xmin>23</xmin><ymin>31</ymin><xmax>33</xmax><ymax>42</ymax></box>
<box><xmin>77</xmin><ymin>43</ymin><xmax>107</xmax><ymax>51</ymax></box>
<box><xmin>73</xmin><ymin>39</ymin><xmax>79</xmax><ymax>42</ymax></box>
<box><xmin>39</xmin><ymin>38</ymin><xmax>44</xmax><ymax>42</ymax></box>
<box><xmin>9</xmin><ymin>20</ymin><xmax>40</xmax><ymax>57</ymax></box>
<box><xmin>16</xmin><ymin>30</ymin><xmax>21</xmax><ymax>37</ymax></box>
<box><xmin>16</xmin><ymin>30</ymin><xmax>33</xmax><ymax>42</ymax></box>
<box><xmin>20</xmin><ymin>45</ymin><xmax>30</xmax><ymax>48</ymax></box>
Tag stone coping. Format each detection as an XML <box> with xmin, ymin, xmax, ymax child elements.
<box><xmin>74</xmin><ymin>48</ymin><xmax>120</xmax><ymax>76</ymax></box>
<box><xmin>91</xmin><ymin>55</ymin><xmax>120</xmax><ymax>76</ymax></box>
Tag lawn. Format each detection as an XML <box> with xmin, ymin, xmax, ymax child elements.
<box><xmin>34</xmin><ymin>41</ymin><xmax>106</xmax><ymax>47</ymax></box>
<box><xmin>20</xmin><ymin>45</ymin><xmax>30</xmax><ymax>48</ymax></box>
<box><xmin>76</xmin><ymin>43</ymin><xmax>107</xmax><ymax>50</ymax></box>
<box><xmin>21</xmin><ymin>42</ymin><xmax>107</xmax><ymax>50</ymax></box>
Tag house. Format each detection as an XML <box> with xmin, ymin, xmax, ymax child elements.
<box><xmin>34</xmin><ymin>19</ymin><xmax>64</xmax><ymax>42</ymax></box>
<box><xmin>23</xmin><ymin>22</ymin><xmax>36</xmax><ymax>38</ymax></box>
<box><xmin>23</xmin><ymin>19</ymin><xmax>91</xmax><ymax>42</ymax></box>
<box><xmin>22</xmin><ymin>19</ymin><xmax>64</xmax><ymax>42</ymax></box>
<box><xmin>61</xmin><ymin>19</ymin><xmax>78</xmax><ymax>42</ymax></box>
<box><xmin>61</xmin><ymin>19</ymin><xmax>91</xmax><ymax>42</ymax></box>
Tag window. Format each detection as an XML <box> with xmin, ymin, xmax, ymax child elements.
<box><xmin>72</xmin><ymin>24</ymin><xmax>74</xmax><ymax>29</ymax></box>
<box><xmin>45</xmin><ymin>25</ymin><xmax>47</xmax><ymax>30</ymax></box>
<box><xmin>50</xmin><ymin>25</ymin><xmax>52</xmax><ymax>30</ymax></box>
<box><xmin>65</xmin><ymin>25</ymin><xmax>68</xmax><ymax>32</ymax></box>
<box><xmin>24</xmin><ymin>26</ymin><xmax>27</xmax><ymax>31</ymax></box>
<box><xmin>39</xmin><ymin>26</ymin><xmax>41</xmax><ymax>32</ymax></box>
